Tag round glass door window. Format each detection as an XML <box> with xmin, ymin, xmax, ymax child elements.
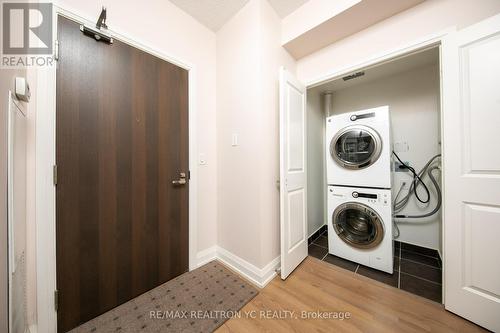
<box><xmin>332</xmin><ymin>203</ymin><xmax>384</xmax><ymax>249</ymax></box>
<box><xmin>330</xmin><ymin>125</ymin><xmax>382</xmax><ymax>169</ymax></box>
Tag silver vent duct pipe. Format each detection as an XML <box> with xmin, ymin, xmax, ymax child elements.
<box><xmin>323</xmin><ymin>92</ymin><xmax>333</xmax><ymax>117</ymax></box>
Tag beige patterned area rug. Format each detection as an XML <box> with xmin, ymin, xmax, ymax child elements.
<box><xmin>70</xmin><ymin>261</ymin><xmax>258</xmax><ymax>333</ymax></box>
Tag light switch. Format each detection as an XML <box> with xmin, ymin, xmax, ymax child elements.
<box><xmin>232</xmin><ymin>133</ymin><xmax>238</xmax><ymax>146</ymax></box>
<box><xmin>199</xmin><ymin>153</ymin><xmax>207</xmax><ymax>165</ymax></box>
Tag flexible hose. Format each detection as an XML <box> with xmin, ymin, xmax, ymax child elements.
<box><xmin>392</xmin><ymin>183</ymin><xmax>406</xmax><ymax>238</ymax></box>
<box><xmin>393</xmin><ymin>220</ymin><xmax>400</xmax><ymax>238</ymax></box>
<box><xmin>392</xmin><ymin>155</ymin><xmax>442</xmax><ymax>239</ymax></box>
<box><xmin>395</xmin><ymin>165</ymin><xmax>441</xmax><ymax>219</ymax></box>
<box><xmin>394</xmin><ymin>154</ymin><xmax>441</xmax><ymax>213</ymax></box>
<box><xmin>392</xmin><ymin>151</ymin><xmax>431</xmax><ymax>204</ymax></box>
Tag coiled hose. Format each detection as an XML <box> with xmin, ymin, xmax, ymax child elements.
<box><xmin>392</xmin><ymin>155</ymin><xmax>442</xmax><ymax>238</ymax></box>
<box><xmin>393</xmin><ymin>154</ymin><xmax>441</xmax><ymax>213</ymax></box>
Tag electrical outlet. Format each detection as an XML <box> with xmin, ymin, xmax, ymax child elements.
<box><xmin>395</xmin><ymin>160</ymin><xmax>411</xmax><ymax>172</ymax></box>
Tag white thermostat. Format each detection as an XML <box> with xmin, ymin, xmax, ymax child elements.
<box><xmin>15</xmin><ymin>77</ymin><xmax>30</xmax><ymax>102</ymax></box>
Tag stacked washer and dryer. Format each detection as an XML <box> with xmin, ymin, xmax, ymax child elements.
<box><xmin>326</xmin><ymin>106</ymin><xmax>394</xmax><ymax>274</ymax></box>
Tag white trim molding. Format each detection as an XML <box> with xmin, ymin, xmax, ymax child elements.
<box><xmin>196</xmin><ymin>247</ymin><xmax>280</xmax><ymax>289</ymax></box>
<box><xmin>305</xmin><ymin>27</ymin><xmax>456</xmax><ymax>88</ymax></box>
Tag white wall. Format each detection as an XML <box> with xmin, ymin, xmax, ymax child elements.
<box><xmin>324</xmin><ymin>64</ymin><xmax>441</xmax><ymax>250</ymax></box>
<box><xmin>216</xmin><ymin>0</ymin><xmax>296</xmax><ymax>269</ymax></box>
<box><xmin>216</xmin><ymin>0</ymin><xmax>262</xmax><ymax>266</ymax></box>
<box><xmin>296</xmin><ymin>0</ymin><xmax>500</xmax><ymax>83</ymax></box>
<box><xmin>306</xmin><ymin>89</ymin><xmax>326</xmax><ymax>237</ymax></box>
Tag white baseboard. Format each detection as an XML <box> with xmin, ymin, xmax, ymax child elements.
<box><xmin>196</xmin><ymin>246</ymin><xmax>280</xmax><ymax>289</ymax></box>
<box><xmin>258</xmin><ymin>255</ymin><xmax>281</xmax><ymax>287</ymax></box>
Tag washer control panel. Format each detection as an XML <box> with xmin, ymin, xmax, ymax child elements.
<box><xmin>351</xmin><ymin>191</ymin><xmax>389</xmax><ymax>206</ymax></box>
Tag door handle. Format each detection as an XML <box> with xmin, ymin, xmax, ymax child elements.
<box><xmin>172</xmin><ymin>172</ymin><xmax>187</xmax><ymax>186</ymax></box>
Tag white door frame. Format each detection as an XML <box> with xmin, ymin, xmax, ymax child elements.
<box><xmin>304</xmin><ymin>28</ymin><xmax>453</xmax><ymax>88</ymax></box>
<box><xmin>298</xmin><ymin>28</ymin><xmax>454</xmax><ymax>291</ymax></box>
<box><xmin>35</xmin><ymin>5</ymin><xmax>199</xmax><ymax>332</ymax></box>
<box><xmin>7</xmin><ymin>91</ymin><xmax>27</xmax><ymax>333</ymax></box>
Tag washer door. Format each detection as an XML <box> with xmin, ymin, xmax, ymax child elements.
<box><xmin>332</xmin><ymin>202</ymin><xmax>384</xmax><ymax>249</ymax></box>
<box><xmin>330</xmin><ymin>125</ymin><xmax>382</xmax><ymax>169</ymax></box>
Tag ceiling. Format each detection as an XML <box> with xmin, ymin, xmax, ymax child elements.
<box><xmin>169</xmin><ymin>0</ymin><xmax>249</xmax><ymax>31</ymax></box>
<box><xmin>313</xmin><ymin>46</ymin><xmax>439</xmax><ymax>93</ymax></box>
<box><xmin>268</xmin><ymin>0</ymin><xmax>309</xmax><ymax>18</ymax></box>
<box><xmin>169</xmin><ymin>0</ymin><xmax>308</xmax><ymax>32</ymax></box>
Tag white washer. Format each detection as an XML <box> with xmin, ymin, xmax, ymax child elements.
<box><xmin>327</xmin><ymin>185</ymin><xmax>393</xmax><ymax>274</ymax></box>
<box><xmin>326</xmin><ymin>106</ymin><xmax>392</xmax><ymax>189</ymax></box>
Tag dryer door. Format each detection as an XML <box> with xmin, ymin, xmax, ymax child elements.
<box><xmin>330</xmin><ymin>125</ymin><xmax>382</xmax><ymax>169</ymax></box>
<box><xmin>332</xmin><ymin>202</ymin><xmax>384</xmax><ymax>249</ymax></box>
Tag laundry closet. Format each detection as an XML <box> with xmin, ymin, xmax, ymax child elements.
<box><xmin>305</xmin><ymin>47</ymin><xmax>443</xmax><ymax>300</ymax></box>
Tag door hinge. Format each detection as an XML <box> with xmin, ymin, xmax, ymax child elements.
<box><xmin>53</xmin><ymin>164</ymin><xmax>58</xmax><ymax>186</ymax></box>
<box><xmin>54</xmin><ymin>290</ymin><xmax>59</xmax><ymax>311</ymax></box>
<box><xmin>54</xmin><ymin>40</ymin><xmax>59</xmax><ymax>61</ymax></box>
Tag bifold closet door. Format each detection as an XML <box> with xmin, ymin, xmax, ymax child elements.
<box><xmin>55</xmin><ymin>16</ymin><xmax>189</xmax><ymax>332</ymax></box>
<box><xmin>442</xmin><ymin>13</ymin><xmax>500</xmax><ymax>332</ymax></box>
<box><xmin>279</xmin><ymin>68</ymin><xmax>308</xmax><ymax>280</ymax></box>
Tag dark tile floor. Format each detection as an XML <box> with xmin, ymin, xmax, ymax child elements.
<box><xmin>308</xmin><ymin>228</ymin><xmax>442</xmax><ymax>303</ymax></box>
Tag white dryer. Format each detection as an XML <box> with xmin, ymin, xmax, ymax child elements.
<box><xmin>327</xmin><ymin>185</ymin><xmax>393</xmax><ymax>274</ymax></box>
<box><xmin>326</xmin><ymin>106</ymin><xmax>392</xmax><ymax>189</ymax></box>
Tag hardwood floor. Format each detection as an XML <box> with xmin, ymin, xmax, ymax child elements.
<box><xmin>216</xmin><ymin>257</ymin><xmax>486</xmax><ymax>333</ymax></box>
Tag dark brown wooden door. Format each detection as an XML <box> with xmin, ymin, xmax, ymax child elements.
<box><xmin>55</xmin><ymin>16</ymin><xmax>189</xmax><ymax>333</ymax></box>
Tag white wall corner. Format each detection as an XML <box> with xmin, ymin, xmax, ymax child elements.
<box><xmin>214</xmin><ymin>246</ymin><xmax>280</xmax><ymax>288</ymax></box>
<box><xmin>196</xmin><ymin>246</ymin><xmax>218</xmax><ymax>268</ymax></box>
<box><xmin>309</xmin><ymin>223</ymin><xmax>326</xmax><ymax>238</ymax></box>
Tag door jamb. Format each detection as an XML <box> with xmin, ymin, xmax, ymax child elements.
<box><xmin>35</xmin><ymin>5</ymin><xmax>199</xmax><ymax>333</ymax></box>
<box><xmin>304</xmin><ymin>28</ymin><xmax>453</xmax><ymax>89</ymax></box>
